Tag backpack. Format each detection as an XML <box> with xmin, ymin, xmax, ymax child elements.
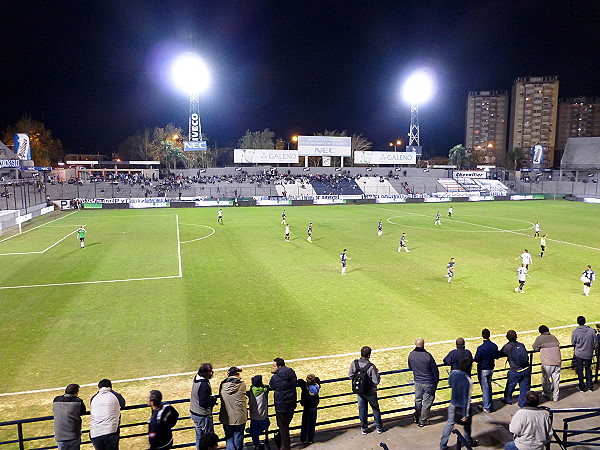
<box><xmin>352</xmin><ymin>360</ymin><xmax>373</xmax><ymax>395</ymax></box>
<box><xmin>510</xmin><ymin>343</ymin><xmax>529</xmax><ymax>367</ymax></box>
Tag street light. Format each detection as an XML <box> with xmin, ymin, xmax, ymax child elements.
<box><xmin>287</xmin><ymin>135</ymin><xmax>298</xmax><ymax>150</ymax></box>
<box><xmin>389</xmin><ymin>140</ymin><xmax>402</xmax><ymax>151</ymax></box>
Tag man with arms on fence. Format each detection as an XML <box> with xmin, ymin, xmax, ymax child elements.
<box><xmin>348</xmin><ymin>345</ymin><xmax>384</xmax><ymax>435</ymax></box>
<box><xmin>408</xmin><ymin>338</ymin><xmax>439</xmax><ymax>427</ymax></box>
<box><xmin>219</xmin><ymin>367</ymin><xmax>247</xmax><ymax>450</ymax></box>
<box><xmin>474</xmin><ymin>328</ymin><xmax>499</xmax><ymax>413</ymax></box>
<box><xmin>504</xmin><ymin>391</ymin><xmax>551</xmax><ymax>450</ymax></box>
<box><xmin>500</xmin><ymin>330</ymin><xmax>531</xmax><ymax>408</ymax></box>
<box><xmin>53</xmin><ymin>383</ymin><xmax>86</xmax><ymax>450</ymax></box>
<box><xmin>269</xmin><ymin>357</ymin><xmax>297</xmax><ymax>450</ymax></box>
<box><xmin>190</xmin><ymin>363</ymin><xmax>218</xmax><ymax>449</ymax></box>
<box><xmin>443</xmin><ymin>337</ymin><xmax>473</xmax><ymax>372</ymax></box>
<box><xmin>532</xmin><ymin>325</ymin><xmax>561</xmax><ymax>401</ymax></box>
<box><xmin>571</xmin><ymin>316</ymin><xmax>596</xmax><ymax>392</ymax></box>
<box><xmin>147</xmin><ymin>390</ymin><xmax>179</xmax><ymax>450</ymax></box>
<box><xmin>89</xmin><ymin>379</ymin><xmax>126</xmax><ymax>450</ymax></box>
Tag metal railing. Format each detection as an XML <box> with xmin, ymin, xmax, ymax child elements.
<box><xmin>548</xmin><ymin>407</ymin><xmax>600</xmax><ymax>448</ymax></box>
<box><xmin>0</xmin><ymin>345</ymin><xmax>596</xmax><ymax>449</ymax></box>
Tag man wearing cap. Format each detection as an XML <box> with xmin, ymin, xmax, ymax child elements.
<box><xmin>269</xmin><ymin>358</ymin><xmax>298</xmax><ymax>450</ymax></box>
<box><xmin>147</xmin><ymin>390</ymin><xmax>179</xmax><ymax>450</ymax></box>
<box><xmin>219</xmin><ymin>367</ymin><xmax>247</xmax><ymax>450</ymax></box>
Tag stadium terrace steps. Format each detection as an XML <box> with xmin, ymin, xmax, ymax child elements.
<box><xmin>438</xmin><ymin>178</ymin><xmax>465</xmax><ymax>192</ymax></box>
<box><xmin>310</xmin><ymin>179</ymin><xmax>362</xmax><ymax>196</ymax></box>
<box><xmin>275</xmin><ymin>181</ymin><xmax>318</xmax><ymax>197</ymax></box>
<box><xmin>356</xmin><ymin>176</ymin><xmax>399</xmax><ymax>196</ymax></box>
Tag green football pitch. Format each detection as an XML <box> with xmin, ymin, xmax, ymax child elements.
<box><xmin>0</xmin><ymin>200</ymin><xmax>598</xmax><ymax>394</ymax></box>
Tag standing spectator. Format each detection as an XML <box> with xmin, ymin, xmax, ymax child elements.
<box><xmin>298</xmin><ymin>374</ymin><xmax>321</xmax><ymax>445</ymax></box>
<box><xmin>247</xmin><ymin>375</ymin><xmax>270</xmax><ymax>450</ymax></box>
<box><xmin>89</xmin><ymin>379</ymin><xmax>126</xmax><ymax>450</ymax></box>
<box><xmin>53</xmin><ymin>383</ymin><xmax>86</xmax><ymax>450</ymax></box>
<box><xmin>581</xmin><ymin>265</ymin><xmax>596</xmax><ymax>296</ymax></box>
<box><xmin>571</xmin><ymin>316</ymin><xmax>596</xmax><ymax>392</ymax></box>
<box><xmin>269</xmin><ymin>358</ymin><xmax>298</xmax><ymax>450</ymax></box>
<box><xmin>504</xmin><ymin>392</ymin><xmax>551</xmax><ymax>450</ymax></box>
<box><xmin>219</xmin><ymin>367</ymin><xmax>247</xmax><ymax>450</ymax></box>
<box><xmin>408</xmin><ymin>338</ymin><xmax>439</xmax><ymax>427</ymax></box>
<box><xmin>532</xmin><ymin>325</ymin><xmax>561</xmax><ymax>401</ymax></box>
<box><xmin>348</xmin><ymin>346</ymin><xmax>384</xmax><ymax>434</ymax></box>
<box><xmin>500</xmin><ymin>330</ymin><xmax>531</xmax><ymax>407</ymax></box>
<box><xmin>190</xmin><ymin>363</ymin><xmax>218</xmax><ymax>449</ymax></box>
<box><xmin>443</xmin><ymin>338</ymin><xmax>473</xmax><ymax>371</ymax></box>
<box><xmin>147</xmin><ymin>390</ymin><xmax>179</xmax><ymax>450</ymax></box>
<box><xmin>439</xmin><ymin>358</ymin><xmax>479</xmax><ymax>449</ymax></box>
<box><xmin>475</xmin><ymin>328</ymin><xmax>499</xmax><ymax>413</ymax></box>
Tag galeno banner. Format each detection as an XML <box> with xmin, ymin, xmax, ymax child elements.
<box><xmin>354</xmin><ymin>151</ymin><xmax>416</xmax><ymax>165</ymax></box>
<box><xmin>234</xmin><ymin>149</ymin><xmax>299</xmax><ymax>164</ymax></box>
<box><xmin>14</xmin><ymin>134</ymin><xmax>31</xmax><ymax>160</ymax></box>
<box><xmin>297</xmin><ymin>136</ymin><xmax>351</xmax><ymax>156</ymax></box>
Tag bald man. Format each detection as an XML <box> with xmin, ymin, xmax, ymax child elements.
<box><xmin>408</xmin><ymin>338</ymin><xmax>439</xmax><ymax>427</ymax></box>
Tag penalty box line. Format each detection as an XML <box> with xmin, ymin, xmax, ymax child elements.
<box><xmin>0</xmin><ymin>210</ymin><xmax>79</xmax><ymax>245</ymax></box>
<box><xmin>0</xmin><ymin>322</ymin><xmax>584</xmax><ymax>398</ymax></box>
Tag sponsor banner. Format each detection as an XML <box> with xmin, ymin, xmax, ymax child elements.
<box><xmin>406</xmin><ymin>145</ymin><xmax>422</xmax><ymax>156</ymax></box>
<box><xmin>234</xmin><ymin>149</ymin><xmax>299</xmax><ymax>164</ymax></box>
<box><xmin>256</xmin><ymin>199</ymin><xmax>292</xmax><ymax>206</ymax></box>
<box><xmin>14</xmin><ymin>134</ymin><xmax>31</xmax><ymax>160</ymax></box>
<box><xmin>84</xmin><ymin>203</ymin><xmax>103</xmax><ymax>209</ymax></box>
<box><xmin>510</xmin><ymin>195</ymin><xmax>535</xmax><ymax>201</ymax></box>
<box><xmin>189</xmin><ymin>113</ymin><xmax>201</xmax><ymax>141</ymax></box>
<box><xmin>433</xmin><ymin>191</ymin><xmax>481</xmax><ymax>198</ymax></box>
<box><xmin>0</xmin><ymin>159</ymin><xmax>19</xmax><ymax>168</ymax></box>
<box><xmin>468</xmin><ymin>196</ymin><xmax>495</xmax><ymax>202</ymax></box>
<box><xmin>19</xmin><ymin>167</ymin><xmax>51</xmax><ymax>171</ymax></box>
<box><xmin>313</xmin><ymin>198</ymin><xmax>346</xmax><ymax>205</ymax></box>
<box><xmin>531</xmin><ymin>144</ymin><xmax>545</xmax><ymax>165</ymax></box>
<box><xmin>16</xmin><ymin>213</ymin><xmax>32</xmax><ymax>224</ymax></box>
<box><xmin>129</xmin><ymin>202</ymin><xmax>170</xmax><ymax>209</ymax></box>
<box><xmin>424</xmin><ymin>197</ymin><xmax>451</xmax><ymax>203</ymax></box>
<box><xmin>297</xmin><ymin>136</ymin><xmax>351</xmax><ymax>157</ymax></box>
<box><xmin>339</xmin><ymin>194</ymin><xmax>363</xmax><ymax>200</ymax></box>
<box><xmin>453</xmin><ymin>171</ymin><xmax>486</xmax><ymax>179</ymax></box>
<box><xmin>376</xmin><ymin>197</ymin><xmax>407</xmax><ymax>203</ymax></box>
<box><xmin>354</xmin><ymin>151</ymin><xmax>416</xmax><ymax>165</ymax></box>
<box><xmin>194</xmin><ymin>200</ymin><xmax>234</xmax><ymax>207</ymax></box>
<box><xmin>322</xmin><ymin>156</ymin><xmax>331</xmax><ymax>166</ymax></box>
<box><xmin>583</xmin><ymin>198</ymin><xmax>600</xmax><ymax>204</ymax></box>
<box><xmin>184</xmin><ymin>141</ymin><xmax>207</xmax><ymax>151</ymax></box>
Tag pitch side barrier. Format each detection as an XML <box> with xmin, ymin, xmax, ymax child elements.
<box><xmin>1</xmin><ymin>345</ymin><xmax>598</xmax><ymax>449</ymax></box>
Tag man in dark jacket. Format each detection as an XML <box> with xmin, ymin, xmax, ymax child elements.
<box><xmin>443</xmin><ymin>338</ymin><xmax>473</xmax><ymax>371</ymax></box>
<box><xmin>474</xmin><ymin>328</ymin><xmax>499</xmax><ymax>413</ymax></box>
<box><xmin>269</xmin><ymin>357</ymin><xmax>297</xmax><ymax>450</ymax></box>
<box><xmin>348</xmin><ymin>346</ymin><xmax>384</xmax><ymax>434</ymax></box>
<box><xmin>571</xmin><ymin>316</ymin><xmax>597</xmax><ymax>392</ymax></box>
<box><xmin>408</xmin><ymin>338</ymin><xmax>439</xmax><ymax>427</ymax></box>
<box><xmin>190</xmin><ymin>363</ymin><xmax>218</xmax><ymax>449</ymax></box>
<box><xmin>148</xmin><ymin>390</ymin><xmax>179</xmax><ymax>450</ymax></box>
<box><xmin>500</xmin><ymin>330</ymin><xmax>531</xmax><ymax>408</ymax></box>
<box><xmin>53</xmin><ymin>383</ymin><xmax>86</xmax><ymax>450</ymax></box>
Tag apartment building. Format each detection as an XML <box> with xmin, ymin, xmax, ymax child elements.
<box><xmin>465</xmin><ymin>91</ymin><xmax>508</xmax><ymax>165</ymax></box>
<box><xmin>555</xmin><ymin>97</ymin><xmax>600</xmax><ymax>163</ymax></box>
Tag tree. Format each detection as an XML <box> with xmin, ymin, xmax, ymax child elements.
<box><xmin>239</xmin><ymin>129</ymin><xmax>275</xmax><ymax>149</ymax></box>
<box><xmin>117</xmin><ymin>128</ymin><xmax>153</xmax><ymax>161</ymax></box>
<box><xmin>448</xmin><ymin>144</ymin><xmax>469</xmax><ymax>169</ymax></box>
<box><xmin>506</xmin><ymin>147</ymin><xmax>524</xmax><ymax>170</ymax></box>
<box><xmin>2</xmin><ymin>115</ymin><xmax>64</xmax><ymax>165</ymax></box>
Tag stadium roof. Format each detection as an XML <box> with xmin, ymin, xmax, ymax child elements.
<box><xmin>561</xmin><ymin>137</ymin><xmax>600</xmax><ymax>170</ymax></box>
<box><xmin>0</xmin><ymin>140</ymin><xmax>17</xmax><ymax>159</ymax></box>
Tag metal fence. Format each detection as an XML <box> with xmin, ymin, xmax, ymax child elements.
<box><xmin>1</xmin><ymin>345</ymin><xmax>597</xmax><ymax>449</ymax></box>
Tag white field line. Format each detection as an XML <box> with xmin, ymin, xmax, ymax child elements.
<box><xmin>0</xmin><ymin>275</ymin><xmax>182</xmax><ymax>290</ymax></box>
<box><xmin>366</xmin><ymin>205</ymin><xmax>600</xmax><ymax>251</ymax></box>
<box><xmin>176</xmin><ymin>215</ymin><xmax>182</xmax><ymax>277</ymax></box>
<box><xmin>0</xmin><ymin>227</ymin><xmax>83</xmax><ymax>257</ymax></box>
<box><xmin>179</xmin><ymin>224</ymin><xmax>216</xmax><ymax>244</ymax></box>
<box><xmin>0</xmin><ymin>322</ymin><xmax>584</xmax><ymax>397</ymax></box>
<box><xmin>0</xmin><ymin>211</ymin><xmax>78</xmax><ymax>244</ymax></box>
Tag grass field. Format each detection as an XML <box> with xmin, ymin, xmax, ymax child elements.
<box><xmin>0</xmin><ymin>199</ymin><xmax>599</xmax><ymax>402</ymax></box>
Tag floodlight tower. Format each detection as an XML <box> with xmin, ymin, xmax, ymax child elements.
<box><xmin>170</xmin><ymin>52</ymin><xmax>210</xmax><ymax>143</ymax></box>
<box><xmin>402</xmin><ymin>70</ymin><xmax>434</xmax><ymax>147</ymax></box>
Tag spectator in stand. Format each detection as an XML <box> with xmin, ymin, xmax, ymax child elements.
<box><xmin>89</xmin><ymin>379</ymin><xmax>126</xmax><ymax>450</ymax></box>
<box><xmin>199</xmin><ymin>432</ymin><xmax>219</xmax><ymax>450</ymax></box>
<box><xmin>348</xmin><ymin>346</ymin><xmax>384</xmax><ymax>434</ymax></box>
<box><xmin>500</xmin><ymin>330</ymin><xmax>531</xmax><ymax>408</ymax></box>
<box><xmin>190</xmin><ymin>363</ymin><xmax>218</xmax><ymax>449</ymax></box>
<box><xmin>475</xmin><ymin>328</ymin><xmax>499</xmax><ymax>413</ymax></box>
<box><xmin>504</xmin><ymin>391</ymin><xmax>551</xmax><ymax>450</ymax></box>
<box><xmin>147</xmin><ymin>390</ymin><xmax>179</xmax><ymax>450</ymax></box>
<box><xmin>571</xmin><ymin>316</ymin><xmax>597</xmax><ymax>392</ymax></box>
<box><xmin>219</xmin><ymin>367</ymin><xmax>247</xmax><ymax>450</ymax></box>
<box><xmin>532</xmin><ymin>325</ymin><xmax>561</xmax><ymax>401</ymax></box>
<box><xmin>269</xmin><ymin>358</ymin><xmax>298</xmax><ymax>450</ymax></box>
<box><xmin>53</xmin><ymin>383</ymin><xmax>86</xmax><ymax>450</ymax></box>
<box><xmin>439</xmin><ymin>358</ymin><xmax>479</xmax><ymax>449</ymax></box>
<box><xmin>443</xmin><ymin>338</ymin><xmax>473</xmax><ymax>372</ymax></box>
<box><xmin>247</xmin><ymin>375</ymin><xmax>270</xmax><ymax>450</ymax></box>
<box><xmin>298</xmin><ymin>373</ymin><xmax>321</xmax><ymax>445</ymax></box>
<box><xmin>408</xmin><ymin>338</ymin><xmax>439</xmax><ymax>427</ymax></box>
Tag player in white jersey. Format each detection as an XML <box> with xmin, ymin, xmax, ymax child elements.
<box><xmin>515</xmin><ymin>265</ymin><xmax>530</xmax><ymax>293</ymax></box>
<box><xmin>435</xmin><ymin>211</ymin><xmax>442</xmax><ymax>226</ymax></box>
<box><xmin>377</xmin><ymin>219</ymin><xmax>383</xmax><ymax>237</ymax></box>
<box><xmin>446</xmin><ymin>258</ymin><xmax>455</xmax><ymax>283</ymax></box>
<box><xmin>448</xmin><ymin>206</ymin><xmax>453</xmax><ymax>218</ymax></box>
<box><xmin>516</xmin><ymin>249</ymin><xmax>532</xmax><ymax>269</ymax></box>
<box><xmin>284</xmin><ymin>224</ymin><xmax>291</xmax><ymax>242</ymax></box>
<box><xmin>533</xmin><ymin>221</ymin><xmax>540</xmax><ymax>238</ymax></box>
<box><xmin>307</xmin><ymin>223</ymin><xmax>313</xmax><ymax>242</ymax></box>
<box><xmin>540</xmin><ymin>235</ymin><xmax>547</xmax><ymax>258</ymax></box>
<box><xmin>217</xmin><ymin>208</ymin><xmax>223</xmax><ymax>224</ymax></box>
<box><xmin>582</xmin><ymin>265</ymin><xmax>596</xmax><ymax>296</ymax></box>
<box><xmin>398</xmin><ymin>233</ymin><xmax>410</xmax><ymax>252</ymax></box>
<box><xmin>281</xmin><ymin>209</ymin><xmax>287</xmax><ymax>224</ymax></box>
<box><xmin>340</xmin><ymin>249</ymin><xmax>350</xmax><ymax>275</ymax></box>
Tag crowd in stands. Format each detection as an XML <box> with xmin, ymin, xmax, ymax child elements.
<box><xmin>51</xmin><ymin>317</ymin><xmax>599</xmax><ymax>450</ymax></box>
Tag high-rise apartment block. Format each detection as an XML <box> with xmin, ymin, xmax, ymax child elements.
<box><xmin>465</xmin><ymin>91</ymin><xmax>508</xmax><ymax>165</ymax></box>
<box><xmin>555</xmin><ymin>97</ymin><xmax>600</xmax><ymax>163</ymax></box>
<box><xmin>508</xmin><ymin>76</ymin><xmax>559</xmax><ymax>168</ymax></box>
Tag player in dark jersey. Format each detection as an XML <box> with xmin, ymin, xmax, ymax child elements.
<box><xmin>446</xmin><ymin>258</ymin><xmax>455</xmax><ymax>283</ymax></box>
<box><xmin>435</xmin><ymin>211</ymin><xmax>442</xmax><ymax>226</ymax></box>
<box><xmin>377</xmin><ymin>219</ymin><xmax>383</xmax><ymax>237</ymax></box>
<box><xmin>582</xmin><ymin>265</ymin><xmax>596</xmax><ymax>296</ymax></box>
<box><xmin>340</xmin><ymin>249</ymin><xmax>350</xmax><ymax>275</ymax></box>
<box><xmin>281</xmin><ymin>210</ymin><xmax>287</xmax><ymax>224</ymax></box>
<box><xmin>398</xmin><ymin>233</ymin><xmax>410</xmax><ymax>252</ymax></box>
<box><xmin>307</xmin><ymin>223</ymin><xmax>313</xmax><ymax>242</ymax></box>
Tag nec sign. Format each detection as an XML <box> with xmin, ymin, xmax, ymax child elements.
<box><xmin>184</xmin><ymin>141</ymin><xmax>207</xmax><ymax>151</ymax></box>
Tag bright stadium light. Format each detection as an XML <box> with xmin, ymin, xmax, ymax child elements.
<box><xmin>401</xmin><ymin>69</ymin><xmax>435</xmax><ymax>147</ymax></box>
<box><xmin>170</xmin><ymin>52</ymin><xmax>210</xmax><ymax>95</ymax></box>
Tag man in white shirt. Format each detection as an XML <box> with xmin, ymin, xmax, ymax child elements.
<box><xmin>504</xmin><ymin>391</ymin><xmax>551</xmax><ymax>450</ymax></box>
<box><xmin>90</xmin><ymin>379</ymin><xmax>126</xmax><ymax>450</ymax></box>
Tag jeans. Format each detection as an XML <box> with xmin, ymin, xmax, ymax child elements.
<box><xmin>192</xmin><ymin>414</ymin><xmax>214</xmax><ymax>450</ymax></box>
<box><xmin>249</xmin><ymin>418</ymin><xmax>269</xmax><ymax>447</ymax></box>
<box><xmin>275</xmin><ymin>410</ymin><xmax>295</xmax><ymax>450</ymax></box>
<box><xmin>414</xmin><ymin>382</ymin><xmax>437</xmax><ymax>424</ymax></box>
<box><xmin>504</xmin><ymin>441</ymin><xmax>519</xmax><ymax>450</ymax></box>
<box><xmin>440</xmin><ymin>404</ymin><xmax>472</xmax><ymax>449</ymax></box>
<box><xmin>478</xmin><ymin>369</ymin><xmax>494</xmax><ymax>411</ymax></box>
<box><xmin>90</xmin><ymin>432</ymin><xmax>119</xmax><ymax>450</ymax></box>
<box><xmin>504</xmin><ymin>368</ymin><xmax>531</xmax><ymax>408</ymax></box>
<box><xmin>541</xmin><ymin>364</ymin><xmax>561</xmax><ymax>400</ymax></box>
<box><xmin>301</xmin><ymin>406</ymin><xmax>318</xmax><ymax>442</ymax></box>
<box><xmin>223</xmin><ymin>423</ymin><xmax>245</xmax><ymax>450</ymax></box>
<box><xmin>357</xmin><ymin>393</ymin><xmax>383</xmax><ymax>431</ymax></box>
<box><xmin>575</xmin><ymin>356</ymin><xmax>593</xmax><ymax>391</ymax></box>
<box><xmin>56</xmin><ymin>438</ymin><xmax>81</xmax><ymax>450</ymax></box>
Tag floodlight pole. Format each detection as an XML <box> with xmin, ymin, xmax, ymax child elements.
<box><xmin>189</xmin><ymin>93</ymin><xmax>201</xmax><ymax>141</ymax></box>
<box><xmin>408</xmin><ymin>103</ymin><xmax>420</xmax><ymax>146</ymax></box>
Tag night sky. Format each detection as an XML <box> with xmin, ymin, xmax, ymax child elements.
<box><xmin>2</xmin><ymin>1</ymin><xmax>600</xmax><ymax>156</ymax></box>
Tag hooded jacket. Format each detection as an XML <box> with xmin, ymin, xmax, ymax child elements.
<box><xmin>571</xmin><ymin>325</ymin><xmax>596</xmax><ymax>359</ymax></box>
<box><xmin>218</xmin><ymin>377</ymin><xmax>247</xmax><ymax>426</ymax></box>
<box><xmin>532</xmin><ymin>332</ymin><xmax>561</xmax><ymax>366</ymax></box>
<box><xmin>269</xmin><ymin>366</ymin><xmax>298</xmax><ymax>413</ymax></box>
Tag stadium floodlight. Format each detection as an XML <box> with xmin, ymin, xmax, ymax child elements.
<box><xmin>401</xmin><ymin>69</ymin><xmax>435</xmax><ymax>147</ymax></box>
